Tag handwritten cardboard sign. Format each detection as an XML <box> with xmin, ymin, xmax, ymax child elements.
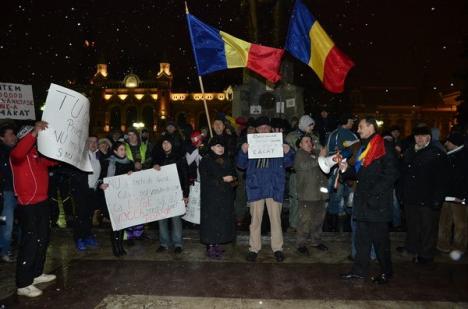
<box><xmin>38</xmin><ymin>83</ymin><xmax>92</xmax><ymax>172</ymax></box>
<box><xmin>247</xmin><ymin>133</ymin><xmax>284</xmax><ymax>159</ymax></box>
<box><xmin>0</xmin><ymin>82</ymin><xmax>35</xmax><ymax>120</ymax></box>
<box><xmin>104</xmin><ymin>164</ymin><xmax>186</xmax><ymax>231</ymax></box>
<box><xmin>182</xmin><ymin>181</ymin><xmax>200</xmax><ymax>224</ymax></box>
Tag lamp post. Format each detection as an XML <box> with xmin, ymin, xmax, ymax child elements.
<box><xmin>133</xmin><ymin>122</ymin><xmax>145</xmax><ymax>130</ymax></box>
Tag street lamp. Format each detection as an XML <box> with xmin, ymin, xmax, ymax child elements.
<box><xmin>133</xmin><ymin>122</ymin><xmax>145</xmax><ymax>129</ymax></box>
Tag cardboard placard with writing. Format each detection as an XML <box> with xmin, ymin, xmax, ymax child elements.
<box><xmin>182</xmin><ymin>181</ymin><xmax>200</xmax><ymax>224</ymax></box>
<box><xmin>38</xmin><ymin>83</ymin><xmax>92</xmax><ymax>172</ymax></box>
<box><xmin>104</xmin><ymin>164</ymin><xmax>186</xmax><ymax>231</ymax></box>
<box><xmin>247</xmin><ymin>133</ymin><xmax>284</xmax><ymax>159</ymax></box>
<box><xmin>0</xmin><ymin>82</ymin><xmax>35</xmax><ymax>120</ymax></box>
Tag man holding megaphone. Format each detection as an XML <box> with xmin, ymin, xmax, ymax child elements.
<box><xmin>338</xmin><ymin>116</ymin><xmax>399</xmax><ymax>284</ymax></box>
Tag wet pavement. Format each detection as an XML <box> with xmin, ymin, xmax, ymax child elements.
<box><xmin>1</xmin><ymin>229</ymin><xmax>467</xmax><ymax>308</ymax></box>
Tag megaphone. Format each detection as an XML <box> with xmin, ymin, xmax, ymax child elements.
<box><xmin>318</xmin><ymin>155</ymin><xmax>338</xmax><ymax>174</ymax></box>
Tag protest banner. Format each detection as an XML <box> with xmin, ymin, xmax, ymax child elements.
<box><xmin>0</xmin><ymin>82</ymin><xmax>35</xmax><ymax>120</ymax></box>
<box><xmin>247</xmin><ymin>132</ymin><xmax>284</xmax><ymax>159</ymax></box>
<box><xmin>182</xmin><ymin>181</ymin><xmax>200</xmax><ymax>224</ymax></box>
<box><xmin>37</xmin><ymin>83</ymin><xmax>92</xmax><ymax>172</ymax></box>
<box><xmin>104</xmin><ymin>164</ymin><xmax>186</xmax><ymax>231</ymax></box>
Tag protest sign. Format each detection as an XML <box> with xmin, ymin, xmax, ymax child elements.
<box><xmin>182</xmin><ymin>181</ymin><xmax>200</xmax><ymax>224</ymax></box>
<box><xmin>247</xmin><ymin>133</ymin><xmax>284</xmax><ymax>159</ymax></box>
<box><xmin>38</xmin><ymin>83</ymin><xmax>92</xmax><ymax>172</ymax></box>
<box><xmin>0</xmin><ymin>82</ymin><xmax>35</xmax><ymax>120</ymax></box>
<box><xmin>104</xmin><ymin>164</ymin><xmax>186</xmax><ymax>231</ymax></box>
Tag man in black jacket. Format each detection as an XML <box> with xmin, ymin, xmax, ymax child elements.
<box><xmin>339</xmin><ymin>116</ymin><xmax>399</xmax><ymax>284</ymax></box>
<box><xmin>437</xmin><ymin>132</ymin><xmax>467</xmax><ymax>255</ymax></box>
<box><xmin>398</xmin><ymin>126</ymin><xmax>448</xmax><ymax>264</ymax></box>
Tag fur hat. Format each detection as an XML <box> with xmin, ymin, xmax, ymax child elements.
<box><xmin>413</xmin><ymin>126</ymin><xmax>431</xmax><ymax>136</ymax></box>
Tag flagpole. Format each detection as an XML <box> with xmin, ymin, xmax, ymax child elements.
<box><xmin>185</xmin><ymin>2</ymin><xmax>213</xmax><ymax>138</ymax></box>
<box><xmin>197</xmin><ymin>76</ymin><xmax>213</xmax><ymax>138</ymax></box>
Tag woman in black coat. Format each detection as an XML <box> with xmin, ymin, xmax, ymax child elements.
<box><xmin>99</xmin><ymin>141</ymin><xmax>135</xmax><ymax>257</ymax></box>
<box><xmin>199</xmin><ymin>136</ymin><xmax>237</xmax><ymax>259</ymax></box>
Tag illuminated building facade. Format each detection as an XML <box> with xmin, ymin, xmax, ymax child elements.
<box><xmin>88</xmin><ymin>63</ymin><xmax>232</xmax><ymax>135</ymax></box>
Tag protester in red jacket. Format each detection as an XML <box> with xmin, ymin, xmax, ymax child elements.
<box><xmin>11</xmin><ymin>121</ymin><xmax>58</xmax><ymax>298</ymax></box>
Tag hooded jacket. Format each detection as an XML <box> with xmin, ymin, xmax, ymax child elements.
<box><xmin>10</xmin><ymin>133</ymin><xmax>57</xmax><ymax>205</ymax></box>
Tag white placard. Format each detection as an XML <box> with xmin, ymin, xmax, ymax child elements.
<box><xmin>247</xmin><ymin>133</ymin><xmax>284</xmax><ymax>159</ymax></box>
<box><xmin>286</xmin><ymin>98</ymin><xmax>295</xmax><ymax>108</ymax></box>
<box><xmin>104</xmin><ymin>164</ymin><xmax>186</xmax><ymax>231</ymax></box>
<box><xmin>0</xmin><ymin>82</ymin><xmax>35</xmax><ymax>120</ymax></box>
<box><xmin>250</xmin><ymin>105</ymin><xmax>262</xmax><ymax>115</ymax></box>
<box><xmin>182</xmin><ymin>181</ymin><xmax>200</xmax><ymax>224</ymax></box>
<box><xmin>38</xmin><ymin>84</ymin><xmax>92</xmax><ymax>171</ymax></box>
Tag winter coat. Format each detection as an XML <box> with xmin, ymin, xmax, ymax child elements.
<box><xmin>400</xmin><ymin>144</ymin><xmax>448</xmax><ymax>209</ymax></box>
<box><xmin>444</xmin><ymin>146</ymin><xmax>468</xmax><ymax>200</ymax></box>
<box><xmin>326</xmin><ymin>127</ymin><xmax>359</xmax><ymax>158</ymax></box>
<box><xmin>199</xmin><ymin>152</ymin><xmax>237</xmax><ymax>244</ymax></box>
<box><xmin>237</xmin><ymin>148</ymin><xmax>295</xmax><ymax>203</ymax></box>
<box><xmin>152</xmin><ymin>149</ymin><xmax>190</xmax><ymax>198</ymax></box>
<box><xmin>99</xmin><ymin>155</ymin><xmax>135</xmax><ymax>180</ymax></box>
<box><xmin>293</xmin><ymin>149</ymin><xmax>328</xmax><ymax>202</ymax></box>
<box><xmin>341</xmin><ymin>136</ymin><xmax>399</xmax><ymax>222</ymax></box>
<box><xmin>10</xmin><ymin>133</ymin><xmax>57</xmax><ymax>205</ymax></box>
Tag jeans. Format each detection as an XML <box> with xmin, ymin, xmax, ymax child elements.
<box><xmin>158</xmin><ymin>216</ymin><xmax>183</xmax><ymax>248</ymax></box>
<box><xmin>327</xmin><ymin>172</ymin><xmax>351</xmax><ymax>215</ymax></box>
<box><xmin>0</xmin><ymin>191</ymin><xmax>17</xmax><ymax>255</ymax></box>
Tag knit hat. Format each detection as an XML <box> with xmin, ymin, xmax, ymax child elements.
<box><xmin>190</xmin><ymin>130</ymin><xmax>203</xmax><ymax>147</ymax></box>
<box><xmin>17</xmin><ymin>125</ymin><xmax>34</xmax><ymax>139</ymax></box>
<box><xmin>255</xmin><ymin>116</ymin><xmax>270</xmax><ymax>127</ymax></box>
<box><xmin>446</xmin><ymin>132</ymin><xmax>464</xmax><ymax>146</ymax></box>
<box><xmin>298</xmin><ymin>115</ymin><xmax>315</xmax><ymax>132</ymax></box>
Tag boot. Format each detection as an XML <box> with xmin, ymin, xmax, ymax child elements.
<box><xmin>117</xmin><ymin>230</ymin><xmax>127</xmax><ymax>255</ymax></box>
<box><xmin>110</xmin><ymin>231</ymin><xmax>120</xmax><ymax>257</ymax></box>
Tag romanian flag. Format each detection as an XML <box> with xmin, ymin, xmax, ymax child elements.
<box><xmin>186</xmin><ymin>13</ymin><xmax>284</xmax><ymax>83</ymax></box>
<box><xmin>285</xmin><ymin>0</ymin><xmax>354</xmax><ymax>93</ymax></box>
<box><xmin>354</xmin><ymin>134</ymin><xmax>386</xmax><ymax>172</ymax></box>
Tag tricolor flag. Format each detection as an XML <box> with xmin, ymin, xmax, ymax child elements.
<box><xmin>186</xmin><ymin>13</ymin><xmax>284</xmax><ymax>83</ymax></box>
<box><xmin>285</xmin><ymin>0</ymin><xmax>354</xmax><ymax>93</ymax></box>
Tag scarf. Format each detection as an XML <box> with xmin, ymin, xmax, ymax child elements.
<box><xmin>354</xmin><ymin>134</ymin><xmax>386</xmax><ymax>172</ymax></box>
<box><xmin>106</xmin><ymin>155</ymin><xmax>131</xmax><ymax>177</ymax></box>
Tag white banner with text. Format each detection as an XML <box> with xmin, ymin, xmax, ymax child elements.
<box><xmin>104</xmin><ymin>164</ymin><xmax>186</xmax><ymax>231</ymax></box>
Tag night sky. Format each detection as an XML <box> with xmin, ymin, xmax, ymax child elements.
<box><xmin>1</xmin><ymin>0</ymin><xmax>465</xmax><ymax>104</ymax></box>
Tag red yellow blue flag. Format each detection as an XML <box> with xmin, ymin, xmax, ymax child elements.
<box><xmin>285</xmin><ymin>0</ymin><xmax>354</xmax><ymax>93</ymax></box>
<box><xmin>186</xmin><ymin>12</ymin><xmax>284</xmax><ymax>83</ymax></box>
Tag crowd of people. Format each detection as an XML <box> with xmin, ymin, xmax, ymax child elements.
<box><xmin>0</xmin><ymin>109</ymin><xmax>467</xmax><ymax>297</ymax></box>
